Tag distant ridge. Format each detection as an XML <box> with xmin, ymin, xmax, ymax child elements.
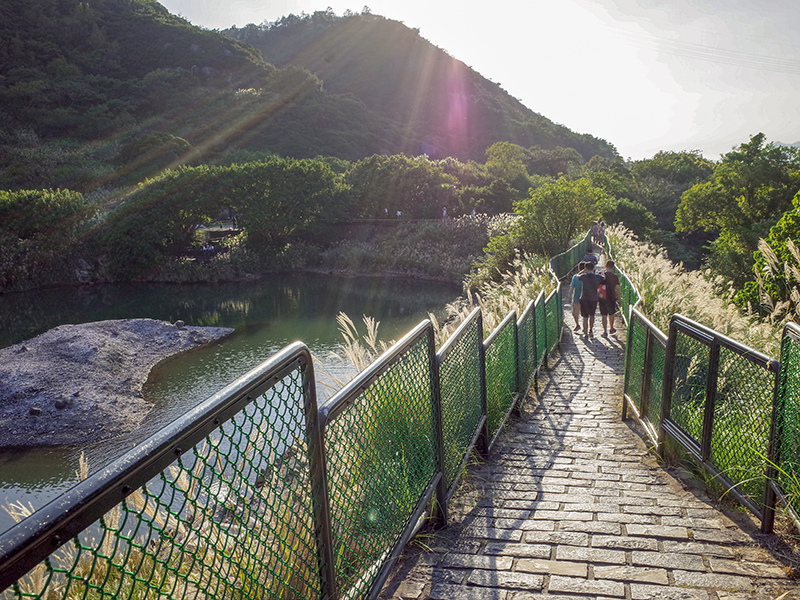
<box><xmin>225</xmin><ymin>11</ymin><xmax>618</xmax><ymax>162</ymax></box>
<box><xmin>0</xmin><ymin>1</ymin><xmax>616</xmax><ymax>191</ymax></box>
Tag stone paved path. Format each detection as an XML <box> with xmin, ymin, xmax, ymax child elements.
<box><xmin>380</xmin><ymin>286</ymin><xmax>800</xmax><ymax>600</ymax></box>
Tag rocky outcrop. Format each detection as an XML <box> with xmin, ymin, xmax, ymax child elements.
<box><xmin>0</xmin><ymin>319</ymin><xmax>233</xmax><ymax>448</ymax></box>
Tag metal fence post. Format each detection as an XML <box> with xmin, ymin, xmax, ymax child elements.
<box><xmin>477</xmin><ymin>311</ymin><xmax>490</xmax><ymax>458</ymax></box>
<box><xmin>621</xmin><ymin>314</ymin><xmax>636</xmax><ymax>421</ymax></box>
<box><xmin>640</xmin><ymin>327</ymin><xmax>654</xmax><ymax>423</ymax></box>
<box><xmin>700</xmin><ymin>342</ymin><xmax>721</xmax><ymax>463</ymax></box>
<box><xmin>305</xmin><ymin>361</ymin><xmax>338</xmax><ymax>600</ymax></box>
<box><xmin>512</xmin><ymin>316</ymin><xmax>522</xmax><ymax>415</ymax></box>
<box><xmin>658</xmin><ymin>317</ymin><xmax>678</xmax><ymax>457</ymax></box>
<box><xmin>428</xmin><ymin>324</ymin><xmax>449</xmax><ymax>528</ymax></box>
<box><xmin>761</xmin><ymin>327</ymin><xmax>788</xmax><ymax>533</ymax></box>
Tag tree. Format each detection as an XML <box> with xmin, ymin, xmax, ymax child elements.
<box><xmin>628</xmin><ymin>150</ymin><xmax>714</xmax><ymax>231</ymax></box>
<box><xmin>227</xmin><ymin>157</ymin><xmax>345</xmax><ymax>249</ymax></box>
<box><xmin>736</xmin><ymin>191</ymin><xmax>800</xmax><ymax>314</ymax></box>
<box><xmin>514</xmin><ymin>177</ymin><xmax>608</xmax><ymax>256</ymax></box>
<box><xmin>345</xmin><ymin>154</ymin><xmax>457</xmax><ymax>218</ymax></box>
<box><xmin>597</xmin><ymin>197</ymin><xmax>656</xmax><ymax>236</ymax></box>
<box><xmin>102</xmin><ymin>165</ymin><xmax>226</xmax><ymax>279</ymax></box>
<box><xmin>0</xmin><ymin>188</ymin><xmax>96</xmax><ymax>289</ymax></box>
<box><xmin>676</xmin><ymin>133</ymin><xmax>800</xmax><ymax>285</ymax></box>
<box><xmin>525</xmin><ymin>145</ymin><xmax>583</xmax><ymax>177</ymax></box>
<box><xmin>485</xmin><ymin>142</ymin><xmax>530</xmax><ymax>198</ymax></box>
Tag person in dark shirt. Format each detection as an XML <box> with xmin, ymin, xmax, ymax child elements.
<box><xmin>569</xmin><ymin>262</ymin><xmax>586</xmax><ymax>332</ymax></box>
<box><xmin>600</xmin><ymin>260</ymin><xmax>621</xmax><ymax>337</ymax></box>
<box><xmin>577</xmin><ymin>262</ymin><xmax>604</xmax><ymax>337</ymax></box>
<box><xmin>582</xmin><ymin>246</ymin><xmax>598</xmax><ymax>266</ymax></box>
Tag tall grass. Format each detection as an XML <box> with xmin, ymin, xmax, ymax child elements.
<box><xmin>606</xmin><ymin>225</ymin><xmax>779</xmax><ymax>356</ymax></box>
<box><xmin>435</xmin><ymin>253</ymin><xmax>552</xmax><ymax>348</ymax></box>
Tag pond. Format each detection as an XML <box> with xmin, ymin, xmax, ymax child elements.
<box><xmin>0</xmin><ymin>272</ymin><xmax>459</xmax><ymax>533</ymax></box>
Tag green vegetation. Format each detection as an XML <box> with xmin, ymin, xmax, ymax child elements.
<box><xmin>0</xmin><ymin>188</ymin><xmax>97</xmax><ymax>289</ymax></box>
<box><xmin>676</xmin><ymin>133</ymin><xmax>800</xmax><ymax>287</ymax></box>
<box><xmin>0</xmin><ymin>2</ymin><xmax>616</xmax><ymax>196</ymax></box>
<box><xmin>225</xmin><ymin>12</ymin><xmax>617</xmax><ymax>164</ymax></box>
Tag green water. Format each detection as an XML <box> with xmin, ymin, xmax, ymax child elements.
<box><xmin>0</xmin><ymin>272</ymin><xmax>459</xmax><ymax>533</ymax></box>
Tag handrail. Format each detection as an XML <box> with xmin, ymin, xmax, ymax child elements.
<box><xmin>0</xmin><ymin>342</ymin><xmax>317</xmax><ymax>592</ymax></box>
<box><xmin>1</xmin><ymin>231</ymin><xmax>592</xmax><ymax>599</ymax></box>
<box><xmin>610</xmin><ymin>231</ymin><xmax>800</xmax><ymax>535</ymax></box>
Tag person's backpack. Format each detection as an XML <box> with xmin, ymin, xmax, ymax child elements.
<box><xmin>598</xmin><ymin>283</ymin><xmax>607</xmax><ymax>300</ymax></box>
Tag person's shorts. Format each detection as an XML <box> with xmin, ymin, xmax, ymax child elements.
<box><xmin>580</xmin><ymin>299</ymin><xmax>597</xmax><ymax>318</ymax></box>
<box><xmin>599</xmin><ymin>299</ymin><xmax>617</xmax><ymax>315</ymax></box>
<box><xmin>572</xmin><ymin>302</ymin><xmax>581</xmax><ymax>318</ymax></box>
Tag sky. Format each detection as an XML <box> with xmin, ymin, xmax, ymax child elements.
<box><xmin>158</xmin><ymin>0</ymin><xmax>800</xmax><ymax>161</ymax></box>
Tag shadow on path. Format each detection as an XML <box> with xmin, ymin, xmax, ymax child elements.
<box><xmin>380</xmin><ymin>283</ymin><xmax>800</xmax><ymax>600</ymax></box>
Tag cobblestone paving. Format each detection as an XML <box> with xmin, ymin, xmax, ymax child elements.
<box><xmin>380</xmin><ymin>291</ymin><xmax>800</xmax><ymax>600</ymax></box>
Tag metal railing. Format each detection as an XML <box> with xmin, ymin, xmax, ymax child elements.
<box><xmin>0</xmin><ymin>234</ymin><xmax>591</xmax><ymax>600</ymax></box>
<box><xmin>616</xmin><ymin>246</ymin><xmax>800</xmax><ymax>533</ymax></box>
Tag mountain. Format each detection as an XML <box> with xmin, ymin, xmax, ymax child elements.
<box><xmin>0</xmin><ymin>1</ymin><xmax>617</xmax><ymax>193</ymax></box>
<box><xmin>225</xmin><ymin>10</ymin><xmax>618</xmax><ymax>163</ymax></box>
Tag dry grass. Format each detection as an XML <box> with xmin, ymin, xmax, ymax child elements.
<box><xmin>435</xmin><ymin>253</ymin><xmax>553</xmax><ymax>347</ymax></box>
<box><xmin>606</xmin><ymin>225</ymin><xmax>780</xmax><ymax>356</ymax></box>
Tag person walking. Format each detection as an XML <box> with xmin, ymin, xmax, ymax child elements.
<box><xmin>582</xmin><ymin>246</ymin><xmax>598</xmax><ymax>267</ymax></box>
<box><xmin>599</xmin><ymin>259</ymin><xmax>621</xmax><ymax>337</ymax></box>
<box><xmin>578</xmin><ymin>262</ymin><xmax>604</xmax><ymax>338</ymax></box>
<box><xmin>590</xmin><ymin>221</ymin><xmax>602</xmax><ymax>244</ymax></box>
<box><xmin>569</xmin><ymin>262</ymin><xmax>585</xmax><ymax>332</ymax></box>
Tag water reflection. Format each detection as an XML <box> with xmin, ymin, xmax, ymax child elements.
<box><xmin>0</xmin><ymin>273</ymin><xmax>459</xmax><ymax>533</ymax></box>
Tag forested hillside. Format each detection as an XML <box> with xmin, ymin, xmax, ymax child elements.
<box><xmin>0</xmin><ymin>1</ymin><xmax>617</xmax><ymax>194</ymax></box>
<box><xmin>224</xmin><ymin>10</ymin><xmax>617</xmax><ymax>163</ymax></box>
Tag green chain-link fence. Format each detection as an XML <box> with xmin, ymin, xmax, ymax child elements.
<box><xmin>2</xmin><ymin>230</ymin><xmax>597</xmax><ymax>599</ymax></box>
<box><xmin>614</xmin><ymin>234</ymin><xmax>800</xmax><ymax>532</ymax></box>
<box><xmin>517</xmin><ymin>300</ymin><xmax>538</xmax><ymax>395</ymax></box>
<box><xmin>768</xmin><ymin>323</ymin><xmax>800</xmax><ymax>530</ymax></box>
<box><xmin>0</xmin><ymin>344</ymin><xmax>324</xmax><ymax>600</ymax></box>
<box><xmin>661</xmin><ymin>317</ymin><xmax>778</xmax><ymax>520</ymax></box>
<box><xmin>484</xmin><ymin>312</ymin><xmax>519</xmax><ymax>447</ymax></box>
<box><xmin>321</xmin><ymin>322</ymin><xmax>438</xmax><ymax>599</ymax></box>
<box><xmin>438</xmin><ymin>309</ymin><xmax>487</xmax><ymax>497</ymax></box>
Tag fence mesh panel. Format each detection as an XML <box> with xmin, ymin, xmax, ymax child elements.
<box><xmin>775</xmin><ymin>328</ymin><xmax>800</xmax><ymax>518</ymax></box>
<box><xmin>517</xmin><ymin>306</ymin><xmax>536</xmax><ymax>392</ymax></box>
<box><xmin>625</xmin><ymin>316</ymin><xmax>646</xmax><ymax>412</ymax></box>
<box><xmin>3</xmin><ymin>368</ymin><xmax>321</xmax><ymax>600</ymax></box>
<box><xmin>439</xmin><ymin>318</ymin><xmax>484</xmax><ymax>494</ymax></box>
<box><xmin>617</xmin><ymin>271</ymin><xmax>637</xmax><ymax>322</ymax></box>
<box><xmin>485</xmin><ymin>321</ymin><xmax>518</xmax><ymax>442</ymax></box>
<box><xmin>323</xmin><ymin>335</ymin><xmax>436</xmax><ymax>599</ymax></box>
<box><xmin>709</xmin><ymin>347</ymin><xmax>774</xmax><ymax>503</ymax></box>
<box><xmin>647</xmin><ymin>337</ymin><xmax>667</xmax><ymax>428</ymax></box>
<box><xmin>545</xmin><ymin>293</ymin><xmax>560</xmax><ymax>355</ymax></box>
<box><xmin>535</xmin><ymin>299</ymin><xmax>547</xmax><ymax>369</ymax></box>
<box><xmin>669</xmin><ymin>331</ymin><xmax>710</xmax><ymax>443</ymax></box>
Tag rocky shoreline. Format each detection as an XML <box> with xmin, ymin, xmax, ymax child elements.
<box><xmin>0</xmin><ymin>319</ymin><xmax>233</xmax><ymax>448</ymax></box>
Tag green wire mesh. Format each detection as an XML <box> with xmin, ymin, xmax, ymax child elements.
<box><xmin>549</xmin><ymin>232</ymin><xmax>592</xmax><ymax>279</ymax></box>
<box><xmin>708</xmin><ymin>346</ymin><xmax>775</xmax><ymax>503</ymax></box>
<box><xmin>5</xmin><ymin>368</ymin><xmax>321</xmax><ymax>600</ymax></box>
<box><xmin>624</xmin><ymin>315</ymin><xmax>646</xmax><ymax>413</ymax></box>
<box><xmin>439</xmin><ymin>316</ymin><xmax>483</xmax><ymax>494</ymax></box>
<box><xmin>646</xmin><ymin>337</ymin><xmax>666</xmax><ymax>428</ymax></box>
<box><xmin>545</xmin><ymin>292</ymin><xmax>560</xmax><ymax>355</ymax></box>
<box><xmin>617</xmin><ymin>269</ymin><xmax>638</xmax><ymax>323</ymax></box>
<box><xmin>535</xmin><ymin>298</ymin><xmax>547</xmax><ymax>369</ymax></box>
<box><xmin>776</xmin><ymin>327</ymin><xmax>800</xmax><ymax>518</ymax></box>
<box><xmin>485</xmin><ymin>318</ymin><xmax>518</xmax><ymax>442</ymax></box>
<box><xmin>6</xmin><ymin>233</ymin><xmax>592</xmax><ymax>600</ymax></box>
<box><xmin>323</xmin><ymin>335</ymin><xmax>436</xmax><ymax>599</ymax></box>
<box><xmin>669</xmin><ymin>330</ymin><xmax>711</xmax><ymax>444</ymax></box>
<box><xmin>517</xmin><ymin>304</ymin><xmax>537</xmax><ymax>393</ymax></box>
